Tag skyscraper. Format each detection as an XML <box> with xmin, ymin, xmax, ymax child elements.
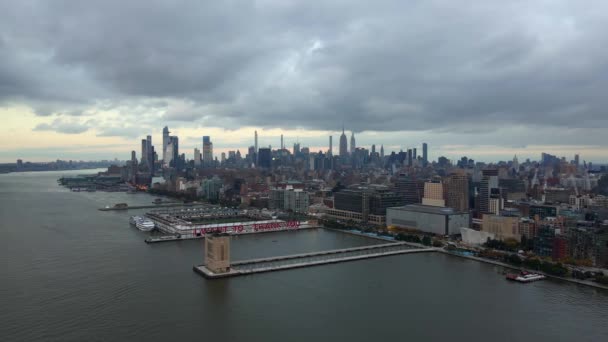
<box><xmin>194</xmin><ymin>148</ymin><xmax>202</xmax><ymax>167</ymax></box>
<box><xmin>380</xmin><ymin>145</ymin><xmax>384</xmax><ymax>158</ymax></box>
<box><xmin>254</xmin><ymin>130</ymin><xmax>259</xmax><ymax>165</ymax></box>
<box><xmin>329</xmin><ymin>136</ymin><xmax>333</xmax><ymax>155</ymax></box>
<box><xmin>146</xmin><ymin>135</ymin><xmax>154</xmax><ymax>172</ymax></box>
<box><xmin>203</xmin><ymin>136</ymin><xmax>213</xmax><ymax>167</ymax></box>
<box><xmin>280</xmin><ymin>134</ymin><xmax>284</xmax><ymax>150</ymax></box>
<box><xmin>258</xmin><ymin>147</ymin><xmax>272</xmax><ymax>169</ymax></box>
<box><xmin>350</xmin><ymin>131</ymin><xmax>356</xmax><ymax>154</ymax></box>
<box><xmin>422</xmin><ymin>143</ymin><xmax>428</xmax><ymax>165</ymax></box>
<box><xmin>339</xmin><ymin>126</ymin><xmax>348</xmax><ymax>158</ymax></box>
<box><xmin>141</xmin><ymin>139</ymin><xmax>148</xmax><ymax>167</ymax></box>
<box><xmin>162</xmin><ymin>126</ymin><xmax>170</xmax><ymax>165</ymax></box>
<box><xmin>446</xmin><ymin>171</ymin><xmax>469</xmax><ymax>212</ymax></box>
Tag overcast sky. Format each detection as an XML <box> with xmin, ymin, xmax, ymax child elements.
<box><xmin>1</xmin><ymin>0</ymin><xmax>607</xmax><ymax>163</ymax></box>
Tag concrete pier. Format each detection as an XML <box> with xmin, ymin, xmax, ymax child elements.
<box><xmin>99</xmin><ymin>203</ymin><xmax>197</xmax><ymax>211</ymax></box>
<box><xmin>145</xmin><ymin>226</ymin><xmax>318</xmax><ymax>243</ymax></box>
<box><xmin>194</xmin><ymin>243</ymin><xmax>438</xmax><ymax>279</ymax></box>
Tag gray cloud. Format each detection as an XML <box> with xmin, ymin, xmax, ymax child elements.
<box><xmin>2</xmin><ymin>0</ymin><xmax>608</xmax><ymax>145</ymax></box>
<box><xmin>96</xmin><ymin>126</ymin><xmax>145</xmax><ymax>138</ymax></box>
<box><xmin>33</xmin><ymin>119</ymin><xmax>89</xmax><ymax>134</ymax></box>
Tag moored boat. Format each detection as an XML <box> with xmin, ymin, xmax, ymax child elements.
<box><xmin>136</xmin><ymin>219</ymin><xmax>155</xmax><ymax>231</ymax></box>
<box><xmin>506</xmin><ymin>271</ymin><xmax>546</xmax><ymax>283</ymax></box>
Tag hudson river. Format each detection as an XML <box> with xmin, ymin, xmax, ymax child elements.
<box><xmin>1</xmin><ymin>170</ymin><xmax>608</xmax><ymax>341</ymax></box>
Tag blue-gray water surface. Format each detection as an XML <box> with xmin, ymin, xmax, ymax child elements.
<box><xmin>1</xmin><ymin>170</ymin><xmax>607</xmax><ymax>341</ymax></box>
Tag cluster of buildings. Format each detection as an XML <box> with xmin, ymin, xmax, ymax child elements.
<box><xmin>111</xmin><ymin>126</ymin><xmax>608</xmax><ymax>268</ymax></box>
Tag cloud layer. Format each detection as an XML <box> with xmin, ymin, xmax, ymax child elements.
<box><xmin>1</xmin><ymin>0</ymin><xmax>608</xmax><ymax>158</ymax></box>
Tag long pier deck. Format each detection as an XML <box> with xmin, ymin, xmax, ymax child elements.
<box><xmin>98</xmin><ymin>203</ymin><xmax>199</xmax><ymax>211</ymax></box>
<box><xmin>145</xmin><ymin>225</ymin><xmax>318</xmax><ymax>243</ymax></box>
<box><xmin>194</xmin><ymin>242</ymin><xmax>438</xmax><ymax>279</ymax></box>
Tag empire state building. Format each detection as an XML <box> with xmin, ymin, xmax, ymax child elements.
<box><xmin>339</xmin><ymin>126</ymin><xmax>348</xmax><ymax>158</ymax></box>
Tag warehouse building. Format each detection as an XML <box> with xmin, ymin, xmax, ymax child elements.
<box><xmin>386</xmin><ymin>204</ymin><xmax>470</xmax><ymax>236</ymax></box>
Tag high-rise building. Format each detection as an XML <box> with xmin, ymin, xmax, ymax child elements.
<box><xmin>280</xmin><ymin>134</ymin><xmax>284</xmax><ymax>150</ymax></box>
<box><xmin>194</xmin><ymin>148</ymin><xmax>202</xmax><ymax>167</ymax></box>
<box><xmin>140</xmin><ymin>139</ymin><xmax>150</xmax><ymax>171</ymax></box>
<box><xmin>350</xmin><ymin>132</ymin><xmax>356</xmax><ymax>154</ymax></box>
<box><xmin>413</xmin><ymin>148</ymin><xmax>417</xmax><ymax>161</ymax></box>
<box><xmin>380</xmin><ymin>145</ymin><xmax>384</xmax><ymax>158</ymax></box>
<box><xmin>164</xmin><ymin>136</ymin><xmax>179</xmax><ymax>168</ymax></box>
<box><xmin>422</xmin><ymin>180</ymin><xmax>445</xmax><ymax>207</ymax></box>
<box><xmin>258</xmin><ymin>147</ymin><xmax>272</xmax><ymax>169</ymax></box>
<box><xmin>445</xmin><ymin>171</ymin><xmax>469</xmax><ymax>212</ymax></box>
<box><xmin>293</xmin><ymin>142</ymin><xmax>301</xmax><ymax>155</ymax></box>
<box><xmin>203</xmin><ymin>136</ymin><xmax>213</xmax><ymax>166</ymax></box>
<box><xmin>329</xmin><ymin>136</ymin><xmax>333</xmax><ymax>155</ymax></box>
<box><xmin>371</xmin><ymin>144</ymin><xmax>376</xmax><ymax>154</ymax></box>
<box><xmin>395</xmin><ymin>175</ymin><xmax>425</xmax><ymax>205</ymax></box>
<box><xmin>164</xmin><ymin>137</ymin><xmax>176</xmax><ymax>167</ymax></box>
<box><xmin>422</xmin><ymin>143</ymin><xmax>428</xmax><ymax>165</ymax></box>
<box><xmin>146</xmin><ymin>135</ymin><xmax>154</xmax><ymax>173</ymax></box>
<box><xmin>339</xmin><ymin>127</ymin><xmax>348</xmax><ymax>158</ymax></box>
<box><xmin>162</xmin><ymin>126</ymin><xmax>170</xmax><ymax>165</ymax></box>
<box><xmin>478</xmin><ymin>169</ymin><xmax>499</xmax><ymax>215</ymax></box>
<box><xmin>253</xmin><ymin>131</ymin><xmax>259</xmax><ymax>165</ymax></box>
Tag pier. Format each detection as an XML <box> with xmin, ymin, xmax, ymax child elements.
<box><xmin>145</xmin><ymin>225</ymin><xmax>318</xmax><ymax>243</ymax></box>
<box><xmin>194</xmin><ymin>242</ymin><xmax>438</xmax><ymax>279</ymax></box>
<box><xmin>99</xmin><ymin>203</ymin><xmax>197</xmax><ymax>211</ymax></box>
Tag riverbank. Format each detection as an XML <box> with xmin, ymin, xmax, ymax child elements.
<box><xmin>442</xmin><ymin>250</ymin><xmax>608</xmax><ymax>291</ymax></box>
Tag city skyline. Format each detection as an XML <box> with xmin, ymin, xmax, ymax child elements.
<box><xmin>2</xmin><ymin>1</ymin><xmax>608</xmax><ymax>163</ymax></box>
<box><xmin>2</xmin><ymin>122</ymin><xmax>601</xmax><ymax>165</ymax></box>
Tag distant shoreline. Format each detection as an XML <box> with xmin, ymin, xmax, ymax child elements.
<box><xmin>2</xmin><ymin>167</ymin><xmax>107</xmax><ymax>174</ymax></box>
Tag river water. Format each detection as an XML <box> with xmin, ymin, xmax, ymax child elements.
<box><xmin>1</xmin><ymin>170</ymin><xmax>607</xmax><ymax>341</ymax></box>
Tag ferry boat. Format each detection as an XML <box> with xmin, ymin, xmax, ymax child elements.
<box><xmin>506</xmin><ymin>271</ymin><xmax>546</xmax><ymax>283</ymax></box>
<box><xmin>129</xmin><ymin>216</ymin><xmax>156</xmax><ymax>231</ymax></box>
<box><xmin>129</xmin><ymin>216</ymin><xmax>142</xmax><ymax>225</ymax></box>
<box><xmin>136</xmin><ymin>219</ymin><xmax>155</xmax><ymax>231</ymax></box>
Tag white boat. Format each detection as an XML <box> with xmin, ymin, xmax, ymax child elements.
<box><xmin>129</xmin><ymin>216</ymin><xmax>142</xmax><ymax>225</ymax></box>
<box><xmin>506</xmin><ymin>271</ymin><xmax>546</xmax><ymax>283</ymax></box>
<box><xmin>136</xmin><ymin>219</ymin><xmax>155</xmax><ymax>231</ymax></box>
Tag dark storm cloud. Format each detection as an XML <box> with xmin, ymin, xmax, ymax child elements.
<box><xmin>2</xmin><ymin>0</ymin><xmax>608</xmax><ymax>137</ymax></box>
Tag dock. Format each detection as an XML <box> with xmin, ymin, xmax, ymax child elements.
<box><xmin>99</xmin><ymin>203</ymin><xmax>198</xmax><ymax>211</ymax></box>
<box><xmin>145</xmin><ymin>225</ymin><xmax>318</xmax><ymax>243</ymax></box>
<box><xmin>194</xmin><ymin>242</ymin><xmax>438</xmax><ymax>279</ymax></box>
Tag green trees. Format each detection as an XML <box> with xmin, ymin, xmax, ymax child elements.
<box><xmin>395</xmin><ymin>233</ymin><xmax>422</xmax><ymax>243</ymax></box>
<box><xmin>422</xmin><ymin>236</ymin><xmax>432</xmax><ymax>246</ymax></box>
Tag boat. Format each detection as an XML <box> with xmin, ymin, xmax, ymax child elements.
<box><xmin>506</xmin><ymin>271</ymin><xmax>546</xmax><ymax>283</ymax></box>
<box><xmin>129</xmin><ymin>216</ymin><xmax>155</xmax><ymax>231</ymax></box>
<box><xmin>129</xmin><ymin>216</ymin><xmax>142</xmax><ymax>225</ymax></box>
<box><xmin>136</xmin><ymin>219</ymin><xmax>155</xmax><ymax>231</ymax></box>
